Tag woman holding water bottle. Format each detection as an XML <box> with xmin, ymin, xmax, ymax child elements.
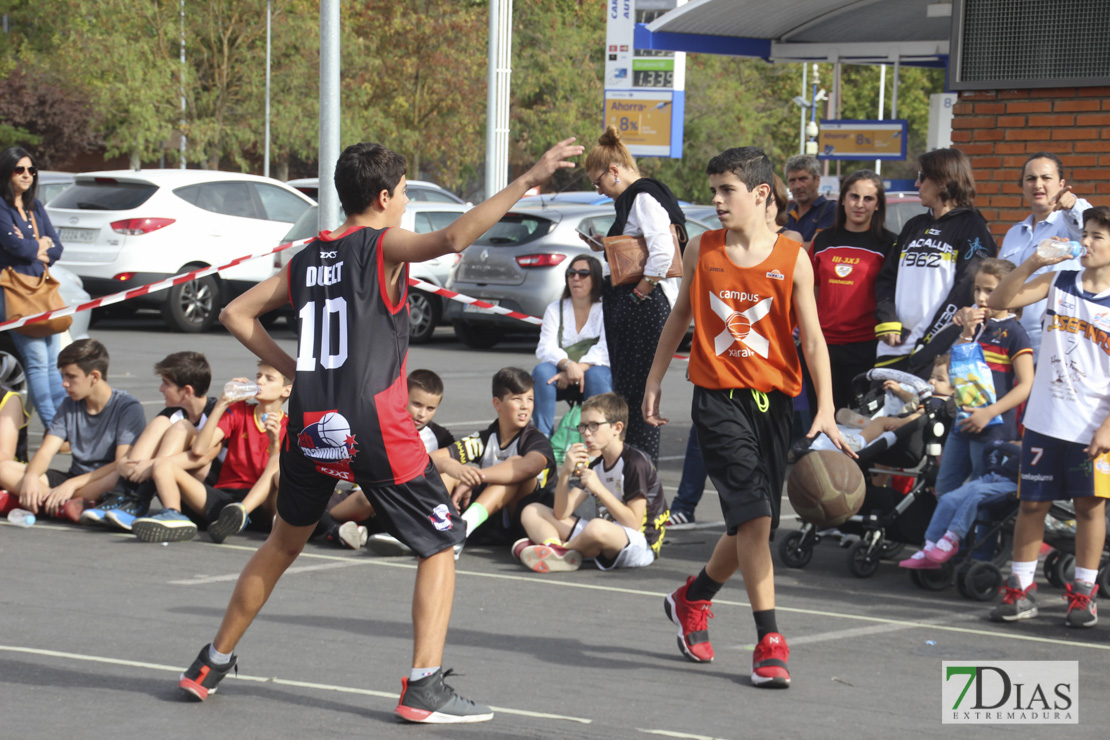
<box><xmin>997</xmin><ymin>152</ymin><xmax>1092</xmax><ymax>361</ymax></box>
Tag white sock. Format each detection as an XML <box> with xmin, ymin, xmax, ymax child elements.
<box><xmin>1011</xmin><ymin>560</ymin><xmax>1037</xmax><ymax>591</ymax></box>
<box><xmin>923</xmin><ymin>540</ymin><xmax>936</xmax><ymax>552</ymax></box>
<box><xmin>1075</xmin><ymin>567</ymin><xmax>1098</xmax><ymax>586</ymax></box>
<box><xmin>208</xmin><ymin>644</ymin><xmax>233</xmax><ymax>665</ymax></box>
<box><xmin>410</xmin><ymin>666</ymin><xmax>439</xmax><ymax>681</ymax></box>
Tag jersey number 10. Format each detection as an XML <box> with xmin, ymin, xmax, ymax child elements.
<box><xmin>296</xmin><ymin>298</ymin><xmax>349</xmax><ymax>371</ymax></box>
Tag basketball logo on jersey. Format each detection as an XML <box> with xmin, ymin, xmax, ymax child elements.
<box><xmin>428</xmin><ymin>504</ymin><xmax>453</xmax><ymax>531</ymax></box>
<box><xmin>710</xmin><ymin>291</ymin><xmax>772</xmax><ymax>358</ymax></box>
<box><xmin>298</xmin><ymin>410</ymin><xmax>359</xmax><ymax>479</ymax></box>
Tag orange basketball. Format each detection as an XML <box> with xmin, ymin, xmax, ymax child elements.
<box><xmin>787</xmin><ymin>450</ymin><xmax>865</xmax><ymax>528</ymax></box>
<box><xmin>727</xmin><ymin>313</ymin><xmax>750</xmax><ymax>340</ymax></box>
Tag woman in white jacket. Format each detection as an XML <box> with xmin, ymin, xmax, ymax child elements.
<box><xmin>532</xmin><ymin>255</ymin><xmax>611</xmax><ymax>436</ymax></box>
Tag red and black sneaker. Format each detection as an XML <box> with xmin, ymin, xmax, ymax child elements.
<box><xmin>664</xmin><ymin>576</ymin><xmax>715</xmax><ymax>663</ymax></box>
<box><xmin>751</xmin><ymin>632</ymin><xmax>791</xmax><ymax>688</ymax></box>
<box><xmin>179</xmin><ymin>644</ymin><xmax>237</xmax><ymax>701</ymax></box>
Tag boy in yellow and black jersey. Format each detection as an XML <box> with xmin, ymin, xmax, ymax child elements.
<box><xmin>431</xmin><ymin>367</ymin><xmax>556</xmax><ymax>543</ymax></box>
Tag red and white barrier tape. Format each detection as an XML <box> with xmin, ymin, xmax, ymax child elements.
<box><xmin>406</xmin><ymin>277</ymin><xmax>542</xmax><ymax>326</ymax></box>
<box><xmin>0</xmin><ymin>239</ymin><xmax>689</xmax><ymax>360</ymax></box>
<box><xmin>0</xmin><ymin>237</ymin><xmax>314</xmax><ymax>334</ymax></box>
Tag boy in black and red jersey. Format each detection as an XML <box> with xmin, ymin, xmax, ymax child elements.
<box><xmin>175</xmin><ymin>137</ymin><xmax>583</xmax><ymax>723</ymax></box>
<box><xmin>426</xmin><ymin>367</ymin><xmax>556</xmax><ymax>547</ymax></box>
<box><xmin>644</xmin><ymin>147</ymin><xmax>853</xmax><ymax>689</ymax></box>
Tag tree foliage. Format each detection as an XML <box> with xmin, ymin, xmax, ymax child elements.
<box><xmin>0</xmin><ymin>0</ymin><xmax>945</xmax><ymax>195</ymax></box>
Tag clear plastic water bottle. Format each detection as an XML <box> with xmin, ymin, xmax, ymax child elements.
<box><xmin>1036</xmin><ymin>239</ymin><xmax>1083</xmax><ymax>260</ymax></box>
<box><xmin>7</xmin><ymin>508</ymin><xmax>35</xmax><ymax>527</ymax></box>
<box><xmin>223</xmin><ymin>380</ymin><xmax>260</xmax><ymax>402</ymax></box>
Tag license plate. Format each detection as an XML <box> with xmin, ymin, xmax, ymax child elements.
<box><xmin>464</xmin><ymin>299</ymin><xmax>499</xmax><ymax>313</ymax></box>
<box><xmin>58</xmin><ymin>228</ymin><xmax>98</xmax><ymax>244</ymax></box>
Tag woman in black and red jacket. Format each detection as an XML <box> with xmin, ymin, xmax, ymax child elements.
<box><xmin>874</xmin><ymin>148</ymin><xmax>995</xmax><ymax>379</ymax></box>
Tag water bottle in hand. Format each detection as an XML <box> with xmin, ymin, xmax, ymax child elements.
<box><xmin>7</xmin><ymin>508</ymin><xmax>35</xmax><ymax>527</ymax></box>
<box><xmin>1036</xmin><ymin>239</ymin><xmax>1083</xmax><ymax>260</ymax></box>
<box><xmin>223</xmin><ymin>380</ymin><xmax>260</xmax><ymax>402</ymax></box>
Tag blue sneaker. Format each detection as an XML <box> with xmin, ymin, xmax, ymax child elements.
<box><xmin>133</xmin><ymin>509</ymin><xmax>197</xmax><ymax>543</ymax></box>
<box><xmin>79</xmin><ymin>493</ymin><xmax>129</xmax><ymax>526</ymax></box>
<box><xmin>104</xmin><ymin>496</ymin><xmax>151</xmax><ymax>532</ymax></box>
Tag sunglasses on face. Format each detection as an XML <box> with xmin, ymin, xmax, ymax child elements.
<box><xmin>575</xmin><ymin>420</ymin><xmax>613</xmax><ymax>434</ymax></box>
<box><xmin>13</xmin><ymin>166</ymin><xmax>37</xmax><ymax>176</ymax></box>
<box><xmin>566</xmin><ymin>268</ymin><xmax>592</xmax><ymax>279</ymax></box>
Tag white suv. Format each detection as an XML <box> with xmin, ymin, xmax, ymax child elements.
<box><xmin>49</xmin><ymin>170</ymin><xmax>314</xmax><ymax>332</ymax></box>
<box><xmin>275</xmin><ymin>202</ymin><xmax>470</xmax><ymax>343</ymax></box>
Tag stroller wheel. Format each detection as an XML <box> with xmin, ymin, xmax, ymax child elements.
<box><xmin>909</xmin><ymin>564</ymin><xmax>953</xmax><ymax>591</ymax></box>
<box><xmin>847</xmin><ymin>539</ymin><xmax>881</xmax><ymax>578</ymax></box>
<box><xmin>878</xmin><ymin>541</ymin><xmax>905</xmax><ymax>561</ymax></box>
<box><xmin>1051</xmin><ymin>554</ymin><xmax>1076</xmax><ymax>589</ymax></box>
<box><xmin>778</xmin><ymin>530</ymin><xmax>813</xmax><ymax>569</ymax></box>
<box><xmin>1098</xmin><ymin>566</ymin><xmax>1110</xmax><ymax>598</ymax></box>
<box><xmin>961</xmin><ymin>561</ymin><xmax>1003</xmax><ymax>602</ymax></box>
<box><xmin>1043</xmin><ymin>551</ymin><xmax>1062</xmax><ymax>587</ymax></box>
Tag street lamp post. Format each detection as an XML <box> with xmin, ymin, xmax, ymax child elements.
<box><xmin>264</xmin><ymin>0</ymin><xmax>271</xmax><ymax>178</ymax></box>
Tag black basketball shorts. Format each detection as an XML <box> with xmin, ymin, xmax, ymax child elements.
<box><xmin>691</xmin><ymin>385</ymin><xmax>793</xmax><ymax>534</ymax></box>
<box><xmin>278</xmin><ymin>446</ymin><xmax>464</xmax><ymax>558</ymax></box>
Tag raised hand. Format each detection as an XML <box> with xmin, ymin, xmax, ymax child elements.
<box><xmin>525</xmin><ymin>138</ymin><xmax>586</xmax><ymax>189</ymax></box>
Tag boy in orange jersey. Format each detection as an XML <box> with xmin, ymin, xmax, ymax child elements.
<box><xmin>644</xmin><ymin>147</ymin><xmax>853</xmax><ymax>689</ymax></box>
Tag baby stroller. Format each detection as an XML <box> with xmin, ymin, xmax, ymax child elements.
<box><xmin>779</xmin><ymin>368</ymin><xmax>955</xmax><ymax>578</ymax></box>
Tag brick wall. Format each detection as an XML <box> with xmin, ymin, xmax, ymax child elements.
<box><xmin>951</xmin><ymin>86</ymin><xmax>1110</xmax><ymax>245</ymax></box>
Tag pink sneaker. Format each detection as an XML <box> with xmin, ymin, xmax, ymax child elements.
<box><xmin>511</xmin><ymin>537</ymin><xmax>534</xmax><ymax>560</ymax></box>
<box><xmin>899</xmin><ymin>550</ymin><xmax>941</xmax><ymax>569</ymax></box>
<box><xmin>925</xmin><ymin>533</ymin><xmax>960</xmax><ymax>564</ymax></box>
<box><xmin>520</xmin><ymin>544</ymin><xmax>582</xmax><ymax>573</ymax></box>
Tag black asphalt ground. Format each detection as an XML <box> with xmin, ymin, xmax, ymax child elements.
<box><xmin>2</xmin><ymin>320</ymin><xmax>1107</xmax><ymax>739</ymax></box>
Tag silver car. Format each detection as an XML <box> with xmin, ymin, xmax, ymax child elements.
<box><xmin>444</xmin><ymin>204</ymin><xmax>709</xmax><ymax>349</ymax></box>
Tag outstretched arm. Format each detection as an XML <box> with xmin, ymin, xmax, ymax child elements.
<box><xmin>380</xmin><ymin>138</ymin><xmax>584</xmax><ymax>267</ymax></box>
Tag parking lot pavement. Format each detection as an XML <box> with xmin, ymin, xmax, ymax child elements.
<box><xmin>4</xmin><ymin>516</ymin><xmax>1109</xmax><ymax>739</ymax></box>
<box><xmin>5</xmin><ymin>319</ymin><xmax>1108</xmax><ymax>737</ymax></box>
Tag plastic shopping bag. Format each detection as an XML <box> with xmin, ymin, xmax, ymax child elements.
<box><xmin>949</xmin><ymin>341</ymin><xmax>1001</xmax><ymax>428</ymax></box>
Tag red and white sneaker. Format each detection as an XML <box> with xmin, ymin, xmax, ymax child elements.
<box><xmin>511</xmin><ymin>537</ymin><xmax>534</xmax><ymax>561</ymax></box>
<box><xmin>664</xmin><ymin>576</ymin><xmax>715</xmax><ymax>663</ymax></box>
<box><xmin>1064</xmin><ymin>581</ymin><xmax>1099</xmax><ymax>628</ymax></box>
<box><xmin>520</xmin><ymin>543</ymin><xmax>582</xmax><ymax>573</ymax></box>
<box><xmin>751</xmin><ymin>632</ymin><xmax>791</xmax><ymax>688</ymax></box>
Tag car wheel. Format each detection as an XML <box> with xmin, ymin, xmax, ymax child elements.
<box><xmin>408</xmin><ymin>291</ymin><xmax>441</xmax><ymax>345</ymax></box>
<box><xmin>452</xmin><ymin>321</ymin><xmax>499</xmax><ymax>349</ymax></box>
<box><xmin>161</xmin><ymin>275</ymin><xmax>220</xmax><ymax>333</ymax></box>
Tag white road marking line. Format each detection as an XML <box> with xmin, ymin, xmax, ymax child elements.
<box><xmin>25</xmin><ymin>525</ymin><xmax>1109</xmax><ymax>653</ymax></box>
<box><xmin>0</xmin><ymin>645</ymin><xmax>591</xmax><ymax>725</ymax></box>
<box><xmin>169</xmin><ymin>561</ymin><xmax>362</xmax><ymax>585</ymax></box>
<box><xmin>730</xmin><ymin>615</ymin><xmax>954</xmax><ymax>649</ymax></box>
<box><xmin>638</xmin><ymin>730</ymin><xmax>731</xmax><ymax>740</ymax></box>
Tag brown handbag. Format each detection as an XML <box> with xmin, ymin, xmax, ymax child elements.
<box><xmin>1</xmin><ymin>213</ymin><xmax>72</xmax><ymax>337</ymax></box>
<box><xmin>602</xmin><ymin>223</ymin><xmax>686</xmax><ymax>286</ymax></box>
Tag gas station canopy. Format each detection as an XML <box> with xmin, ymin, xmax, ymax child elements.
<box><xmin>635</xmin><ymin>0</ymin><xmax>952</xmax><ymax>65</ymax></box>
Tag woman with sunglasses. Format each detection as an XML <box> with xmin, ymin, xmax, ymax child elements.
<box><xmin>874</xmin><ymin>148</ymin><xmax>995</xmax><ymax>378</ymax></box>
<box><xmin>532</xmin><ymin>255</ymin><xmax>612</xmax><ymax>436</ymax></box>
<box><xmin>0</xmin><ymin>146</ymin><xmax>66</xmax><ymax>429</ymax></box>
<box><xmin>584</xmin><ymin>127</ymin><xmax>686</xmax><ymax>464</ymax></box>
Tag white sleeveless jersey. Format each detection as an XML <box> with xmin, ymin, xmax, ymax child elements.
<box><xmin>1023</xmin><ymin>271</ymin><xmax>1110</xmax><ymax>444</ymax></box>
